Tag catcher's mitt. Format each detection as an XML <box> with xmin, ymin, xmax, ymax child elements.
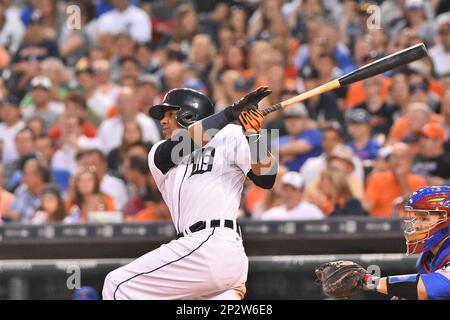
<box><xmin>315</xmin><ymin>260</ymin><xmax>368</xmax><ymax>299</ymax></box>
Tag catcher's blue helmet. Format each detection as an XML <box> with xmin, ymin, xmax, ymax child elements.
<box><xmin>403</xmin><ymin>186</ymin><xmax>450</xmax><ymax>255</ymax></box>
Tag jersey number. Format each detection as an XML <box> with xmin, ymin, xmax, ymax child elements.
<box><xmin>190</xmin><ymin>147</ymin><xmax>215</xmax><ymax>176</ymax></box>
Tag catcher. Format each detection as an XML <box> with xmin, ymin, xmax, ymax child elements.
<box><xmin>315</xmin><ymin>186</ymin><xmax>450</xmax><ymax>300</ymax></box>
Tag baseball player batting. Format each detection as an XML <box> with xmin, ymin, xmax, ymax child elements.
<box><xmin>102</xmin><ymin>87</ymin><xmax>277</xmax><ymax>300</ymax></box>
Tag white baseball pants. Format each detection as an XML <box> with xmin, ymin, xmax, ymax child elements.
<box><xmin>102</xmin><ymin>227</ymin><xmax>248</xmax><ymax>300</ymax></box>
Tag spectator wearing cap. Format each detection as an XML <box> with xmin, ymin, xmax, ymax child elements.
<box><xmin>278</xmin><ymin>103</ymin><xmax>322</xmax><ymax>172</ymax></box>
<box><xmin>387</xmin><ymin>102</ymin><xmax>442</xmax><ymax>144</ymax></box>
<box><xmin>364</xmin><ymin>142</ymin><xmax>427</xmax><ymax>217</ymax></box>
<box><xmin>260</xmin><ymin>171</ymin><xmax>324</xmax><ymax>221</ymax></box>
<box><xmin>19</xmin><ymin>59</ymin><xmax>68</xmax><ymax>113</ymax></box>
<box><xmin>98</xmin><ymin>87</ymin><xmax>160</xmax><ymax>154</ymax></box>
<box><xmin>0</xmin><ymin>96</ymin><xmax>25</xmax><ymax>164</ymax></box>
<box><xmin>346</xmin><ymin>108</ymin><xmax>381</xmax><ymax>161</ymax></box>
<box><xmin>354</xmin><ymin>76</ymin><xmax>395</xmax><ymax>137</ymax></box>
<box><xmin>5</xmin><ymin>158</ymin><xmax>50</xmax><ymax>223</ymax></box>
<box><xmin>136</xmin><ymin>74</ymin><xmax>162</xmax><ymax>115</ymax></box>
<box><xmin>429</xmin><ymin>13</ymin><xmax>450</xmax><ymax>78</ymax></box>
<box><xmin>411</xmin><ymin>123</ymin><xmax>450</xmax><ymax>185</ymax></box>
<box><xmin>299</xmin><ymin>65</ymin><xmax>342</xmax><ymax>127</ymax></box>
<box><xmin>97</xmin><ymin>0</ymin><xmax>151</xmax><ymax>43</ymax></box>
<box><xmin>21</xmin><ymin>76</ymin><xmax>64</xmax><ymax>129</ymax></box>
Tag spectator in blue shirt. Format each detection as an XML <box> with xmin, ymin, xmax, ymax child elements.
<box><xmin>4</xmin><ymin>158</ymin><xmax>51</xmax><ymax>223</ymax></box>
<box><xmin>278</xmin><ymin>103</ymin><xmax>322</xmax><ymax>172</ymax></box>
<box><xmin>346</xmin><ymin>108</ymin><xmax>381</xmax><ymax>161</ymax></box>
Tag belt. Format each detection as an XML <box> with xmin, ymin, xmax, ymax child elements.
<box><xmin>176</xmin><ymin>219</ymin><xmax>241</xmax><ymax>239</ymax></box>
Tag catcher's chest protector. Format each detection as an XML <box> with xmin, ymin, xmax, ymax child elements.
<box><xmin>416</xmin><ymin>237</ymin><xmax>450</xmax><ymax>274</ymax></box>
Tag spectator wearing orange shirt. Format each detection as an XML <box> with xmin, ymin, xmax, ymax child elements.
<box><xmin>66</xmin><ymin>167</ymin><xmax>116</xmax><ymax>223</ymax></box>
<box><xmin>364</xmin><ymin>142</ymin><xmax>427</xmax><ymax>217</ymax></box>
<box><xmin>387</xmin><ymin>102</ymin><xmax>441</xmax><ymax>144</ymax></box>
<box><xmin>345</xmin><ymin>76</ymin><xmax>392</xmax><ymax>109</ymax></box>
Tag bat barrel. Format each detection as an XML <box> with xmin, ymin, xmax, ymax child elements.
<box><xmin>338</xmin><ymin>43</ymin><xmax>428</xmax><ymax>87</ymax></box>
<box><xmin>260</xmin><ymin>43</ymin><xmax>428</xmax><ymax>117</ymax></box>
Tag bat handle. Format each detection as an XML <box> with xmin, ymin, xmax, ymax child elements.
<box><xmin>260</xmin><ymin>79</ymin><xmax>341</xmax><ymax>116</ymax></box>
<box><xmin>260</xmin><ymin>103</ymin><xmax>282</xmax><ymax>116</ymax></box>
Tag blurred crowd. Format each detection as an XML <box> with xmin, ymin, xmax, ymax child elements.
<box><xmin>0</xmin><ymin>0</ymin><xmax>449</xmax><ymax>224</ymax></box>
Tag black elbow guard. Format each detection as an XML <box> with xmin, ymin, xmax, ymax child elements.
<box><xmin>247</xmin><ymin>170</ymin><xmax>276</xmax><ymax>189</ymax></box>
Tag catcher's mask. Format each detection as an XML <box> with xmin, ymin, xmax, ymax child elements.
<box><xmin>403</xmin><ymin>186</ymin><xmax>450</xmax><ymax>255</ymax></box>
<box><xmin>149</xmin><ymin>88</ymin><xmax>214</xmax><ymax>128</ymax></box>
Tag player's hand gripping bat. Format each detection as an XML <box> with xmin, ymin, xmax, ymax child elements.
<box><xmin>261</xmin><ymin>43</ymin><xmax>428</xmax><ymax>116</ymax></box>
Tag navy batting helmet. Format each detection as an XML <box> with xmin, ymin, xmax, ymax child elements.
<box><xmin>149</xmin><ymin>88</ymin><xmax>214</xmax><ymax>128</ymax></box>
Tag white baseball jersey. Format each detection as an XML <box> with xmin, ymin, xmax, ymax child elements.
<box><xmin>103</xmin><ymin>124</ymin><xmax>261</xmax><ymax>300</ymax></box>
<box><xmin>148</xmin><ymin>124</ymin><xmax>251</xmax><ymax>233</ymax></box>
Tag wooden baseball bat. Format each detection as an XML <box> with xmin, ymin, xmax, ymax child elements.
<box><xmin>261</xmin><ymin>43</ymin><xmax>428</xmax><ymax>116</ymax></box>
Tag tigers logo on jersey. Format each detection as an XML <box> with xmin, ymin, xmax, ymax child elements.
<box><xmin>190</xmin><ymin>147</ymin><xmax>216</xmax><ymax>177</ymax></box>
